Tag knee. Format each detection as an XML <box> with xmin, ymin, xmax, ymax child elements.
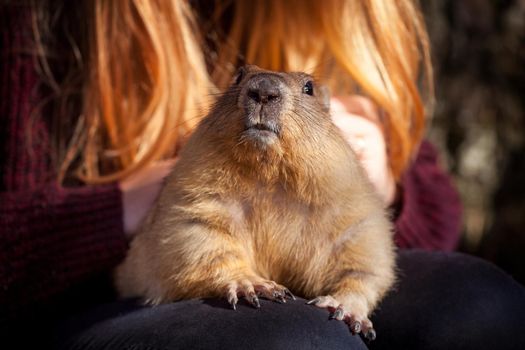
<box><xmin>397</xmin><ymin>251</ymin><xmax>525</xmax><ymax>349</ymax></box>
<box><xmin>399</xmin><ymin>251</ymin><xmax>525</xmax><ymax>317</ymax></box>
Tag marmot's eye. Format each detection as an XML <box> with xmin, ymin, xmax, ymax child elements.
<box><xmin>234</xmin><ymin>67</ymin><xmax>246</xmax><ymax>85</ymax></box>
<box><xmin>303</xmin><ymin>81</ymin><xmax>314</xmax><ymax>96</ymax></box>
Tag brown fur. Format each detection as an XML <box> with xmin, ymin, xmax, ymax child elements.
<box><xmin>115</xmin><ymin>66</ymin><xmax>395</xmax><ymax>321</ymax></box>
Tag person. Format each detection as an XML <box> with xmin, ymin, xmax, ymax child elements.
<box><xmin>1</xmin><ymin>1</ymin><xmax>524</xmax><ymax>349</ymax></box>
<box><xmin>203</xmin><ymin>0</ymin><xmax>461</xmax><ymax>251</ymax></box>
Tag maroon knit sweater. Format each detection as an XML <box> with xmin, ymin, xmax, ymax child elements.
<box><xmin>0</xmin><ymin>6</ymin><xmax>462</xmax><ymax>320</ymax></box>
<box><xmin>0</xmin><ymin>7</ymin><xmax>128</xmax><ymax>320</ymax></box>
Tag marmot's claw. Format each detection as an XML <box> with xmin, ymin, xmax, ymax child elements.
<box><xmin>284</xmin><ymin>288</ymin><xmax>296</xmax><ymax>300</ymax></box>
<box><xmin>227</xmin><ymin>291</ymin><xmax>238</xmax><ymax>310</ymax></box>
<box><xmin>245</xmin><ymin>292</ymin><xmax>261</xmax><ymax>309</ymax></box>
<box><xmin>277</xmin><ymin>290</ymin><xmax>287</xmax><ymax>303</ymax></box>
<box><xmin>248</xmin><ymin>293</ymin><xmax>261</xmax><ymax>309</ymax></box>
<box><xmin>364</xmin><ymin>329</ymin><xmax>376</xmax><ymax>342</ymax></box>
<box><xmin>350</xmin><ymin>320</ymin><xmax>362</xmax><ymax>334</ymax></box>
<box><xmin>306</xmin><ymin>297</ymin><xmax>321</xmax><ymax>305</ymax></box>
<box><xmin>330</xmin><ymin>306</ymin><xmax>345</xmax><ymax>320</ymax></box>
<box><xmin>272</xmin><ymin>291</ymin><xmax>285</xmax><ymax>303</ymax></box>
<box><xmin>360</xmin><ymin>319</ymin><xmax>375</xmax><ymax>341</ymax></box>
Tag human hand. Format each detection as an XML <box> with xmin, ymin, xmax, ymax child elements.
<box><xmin>330</xmin><ymin>96</ymin><xmax>396</xmax><ymax>205</ymax></box>
<box><xmin>119</xmin><ymin>159</ymin><xmax>176</xmax><ymax>237</ymax></box>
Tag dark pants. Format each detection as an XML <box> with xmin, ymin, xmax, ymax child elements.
<box><xmin>47</xmin><ymin>251</ymin><xmax>525</xmax><ymax>349</ymax></box>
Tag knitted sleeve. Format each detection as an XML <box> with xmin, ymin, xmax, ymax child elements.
<box><xmin>0</xmin><ymin>185</ymin><xmax>128</xmax><ymax>316</ymax></box>
<box><xmin>0</xmin><ymin>5</ymin><xmax>128</xmax><ymax>319</ymax></box>
<box><xmin>393</xmin><ymin>141</ymin><xmax>463</xmax><ymax>251</ymax></box>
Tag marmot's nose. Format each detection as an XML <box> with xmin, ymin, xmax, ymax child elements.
<box><xmin>246</xmin><ymin>76</ymin><xmax>282</xmax><ymax>104</ymax></box>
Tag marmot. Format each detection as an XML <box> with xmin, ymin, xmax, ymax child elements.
<box><xmin>116</xmin><ymin>65</ymin><xmax>395</xmax><ymax>341</ymax></box>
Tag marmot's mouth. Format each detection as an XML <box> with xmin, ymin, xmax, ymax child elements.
<box><xmin>242</xmin><ymin>122</ymin><xmax>280</xmax><ymax>147</ymax></box>
<box><xmin>245</xmin><ymin>123</ymin><xmax>279</xmax><ymax>135</ymax></box>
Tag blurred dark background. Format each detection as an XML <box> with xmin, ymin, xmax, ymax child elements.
<box><xmin>421</xmin><ymin>0</ymin><xmax>525</xmax><ymax>284</ymax></box>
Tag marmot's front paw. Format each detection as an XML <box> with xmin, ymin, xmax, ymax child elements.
<box><xmin>307</xmin><ymin>295</ymin><xmax>376</xmax><ymax>341</ymax></box>
<box><xmin>224</xmin><ymin>277</ymin><xmax>295</xmax><ymax>310</ymax></box>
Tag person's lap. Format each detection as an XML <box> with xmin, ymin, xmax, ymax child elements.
<box><xmin>52</xmin><ymin>251</ymin><xmax>525</xmax><ymax>350</ymax></box>
<box><xmin>53</xmin><ymin>298</ymin><xmax>368</xmax><ymax>350</ymax></box>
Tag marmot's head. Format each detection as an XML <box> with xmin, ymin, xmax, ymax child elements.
<box><xmin>200</xmin><ymin>65</ymin><xmax>353</xmax><ymax>182</ymax></box>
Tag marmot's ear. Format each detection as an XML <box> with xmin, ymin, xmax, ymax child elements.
<box><xmin>232</xmin><ymin>66</ymin><xmax>247</xmax><ymax>85</ymax></box>
<box><xmin>317</xmin><ymin>85</ymin><xmax>331</xmax><ymax>112</ymax></box>
<box><xmin>231</xmin><ymin>64</ymin><xmax>264</xmax><ymax>85</ymax></box>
